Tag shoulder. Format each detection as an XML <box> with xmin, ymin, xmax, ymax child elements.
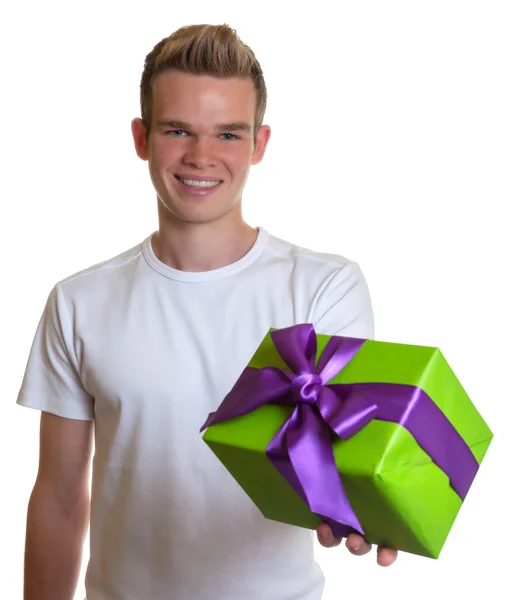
<box><xmin>261</xmin><ymin>229</ymin><xmax>373</xmax><ymax>337</ymax></box>
<box><xmin>55</xmin><ymin>237</ymin><xmax>147</xmax><ymax>305</ymax></box>
<box><xmin>59</xmin><ymin>239</ymin><xmax>144</xmax><ymax>288</ymax></box>
<box><xmin>263</xmin><ymin>230</ymin><xmax>354</xmax><ymax>270</ymax></box>
<box><xmin>261</xmin><ymin>229</ymin><xmax>363</xmax><ymax>287</ymax></box>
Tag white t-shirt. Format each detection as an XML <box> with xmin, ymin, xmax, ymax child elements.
<box><xmin>17</xmin><ymin>227</ymin><xmax>374</xmax><ymax>600</ymax></box>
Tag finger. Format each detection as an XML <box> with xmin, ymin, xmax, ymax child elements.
<box><xmin>345</xmin><ymin>533</ymin><xmax>372</xmax><ymax>556</ymax></box>
<box><xmin>316</xmin><ymin>524</ymin><xmax>343</xmax><ymax>548</ymax></box>
<box><xmin>377</xmin><ymin>546</ymin><xmax>398</xmax><ymax>567</ymax></box>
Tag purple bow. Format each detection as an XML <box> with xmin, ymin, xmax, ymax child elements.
<box><xmin>201</xmin><ymin>324</ymin><xmax>479</xmax><ymax>538</ymax></box>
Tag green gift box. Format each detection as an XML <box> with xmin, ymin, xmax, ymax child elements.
<box><xmin>201</xmin><ymin>324</ymin><xmax>493</xmax><ymax>558</ymax></box>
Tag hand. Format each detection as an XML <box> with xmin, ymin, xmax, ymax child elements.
<box><xmin>316</xmin><ymin>523</ymin><xmax>398</xmax><ymax>567</ymax></box>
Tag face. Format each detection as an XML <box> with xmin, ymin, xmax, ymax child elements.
<box><xmin>131</xmin><ymin>70</ymin><xmax>271</xmax><ymax>226</ymax></box>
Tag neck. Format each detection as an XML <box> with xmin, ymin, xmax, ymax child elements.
<box><xmin>152</xmin><ymin>202</ymin><xmax>258</xmax><ymax>272</ymax></box>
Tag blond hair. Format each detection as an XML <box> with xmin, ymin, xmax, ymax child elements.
<box><xmin>140</xmin><ymin>24</ymin><xmax>267</xmax><ymax>141</ymax></box>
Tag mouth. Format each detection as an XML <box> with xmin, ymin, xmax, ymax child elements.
<box><xmin>174</xmin><ymin>175</ymin><xmax>224</xmax><ymax>196</ymax></box>
<box><xmin>175</xmin><ymin>175</ymin><xmax>223</xmax><ymax>188</ymax></box>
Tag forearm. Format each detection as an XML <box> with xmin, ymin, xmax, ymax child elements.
<box><xmin>24</xmin><ymin>483</ymin><xmax>90</xmax><ymax>600</ymax></box>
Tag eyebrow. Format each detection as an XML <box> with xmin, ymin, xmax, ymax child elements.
<box><xmin>156</xmin><ymin>119</ymin><xmax>252</xmax><ymax>133</ymax></box>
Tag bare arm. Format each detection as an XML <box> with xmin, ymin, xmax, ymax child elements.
<box><xmin>24</xmin><ymin>412</ymin><xmax>93</xmax><ymax>600</ymax></box>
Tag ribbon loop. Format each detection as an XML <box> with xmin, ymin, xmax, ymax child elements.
<box><xmin>317</xmin><ymin>335</ymin><xmax>368</xmax><ymax>384</ymax></box>
<box><xmin>271</xmin><ymin>324</ymin><xmax>317</xmax><ymax>375</ymax></box>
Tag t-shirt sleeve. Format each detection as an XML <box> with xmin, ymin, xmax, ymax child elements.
<box><xmin>312</xmin><ymin>262</ymin><xmax>375</xmax><ymax>339</ymax></box>
<box><xmin>16</xmin><ymin>284</ymin><xmax>95</xmax><ymax>420</ymax></box>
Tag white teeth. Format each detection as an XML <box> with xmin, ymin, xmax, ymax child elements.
<box><xmin>178</xmin><ymin>177</ymin><xmax>221</xmax><ymax>188</ymax></box>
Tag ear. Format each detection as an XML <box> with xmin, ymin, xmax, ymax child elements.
<box><xmin>131</xmin><ymin>118</ymin><xmax>149</xmax><ymax>161</ymax></box>
<box><xmin>251</xmin><ymin>124</ymin><xmax>271</xmax><ymax>166</ymax></box>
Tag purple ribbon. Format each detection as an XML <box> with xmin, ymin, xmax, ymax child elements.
<box><xmin>201</xmin><ymin>324</ymin><xmax>479</xmax><ymax>538</ymax></box>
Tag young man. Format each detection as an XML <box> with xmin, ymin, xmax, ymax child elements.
<box><xmin>17</xmin><ymin>24</ymin><xmax>397</xmax><ymax>600</ymax></box>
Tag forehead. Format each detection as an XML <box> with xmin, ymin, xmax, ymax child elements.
<box><xmin>151</xmin><ymin>70</ymin><xmax>257</xmax><ymax>124</ymax></box>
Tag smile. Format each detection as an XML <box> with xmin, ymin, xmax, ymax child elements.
<box><xmin>176</xmin><ymin>176</ymin><xmax>222</xmax><ymax>188</ymax></box>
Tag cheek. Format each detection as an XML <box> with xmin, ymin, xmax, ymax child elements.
<box><xmin>150</xmin><ymin>140</ymin><xmax>178</xmax><ymax>166</ymax></box>
<box><xmin>237</xmin><ymin>165</ymin><xmax>251</xmax><ymax>180</ymax></box>
<box><xmin>224</xmin><ymin>148</ymin><xmax>253</xmax><ymax>176</ymax></box>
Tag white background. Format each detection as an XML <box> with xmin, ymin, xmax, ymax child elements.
<box><xmin>1</xmin><ymin>1</ymin><xmax>508</xmax><ymax>598</ymax></box>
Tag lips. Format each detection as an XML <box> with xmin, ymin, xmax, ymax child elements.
<box><xmin>175</xmin><ymin>175</ymin><xmax>223</xmax><ymax>183</ymax></box>
<box><xmin>173</xmin><ymin>174</ymin><xmax>224</xmax><ymax>197</ymax></box>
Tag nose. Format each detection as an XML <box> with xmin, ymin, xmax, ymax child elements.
<box><xmin>182</xmin><ymin>137</ymin><xmax>216</xmax><ymax>169</ymax></box>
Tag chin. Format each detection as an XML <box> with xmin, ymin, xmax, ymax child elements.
<box><xmin>163</xmin><ymin>205</ymin><xmax>233</xmax><ymax>226</ymax></box>
<box><xmin>158</xmin><ymin>195</ymin><xmax>240</xmax><ymax>226</ymax></box>
<box><xmin>178</xmin><ymin>212</ymin><xmax>221</xmax><ymax>225</ymax></box>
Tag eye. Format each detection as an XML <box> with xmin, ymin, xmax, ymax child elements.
<box><xmin>220</xmin><ymin>133</ymin><xmax>239</xmax><ymax>141</ymax></box>
<box><xmin>165</xmin><ymin>130</ymin><xmax>187</xmax><ymax>137</ymax></box>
